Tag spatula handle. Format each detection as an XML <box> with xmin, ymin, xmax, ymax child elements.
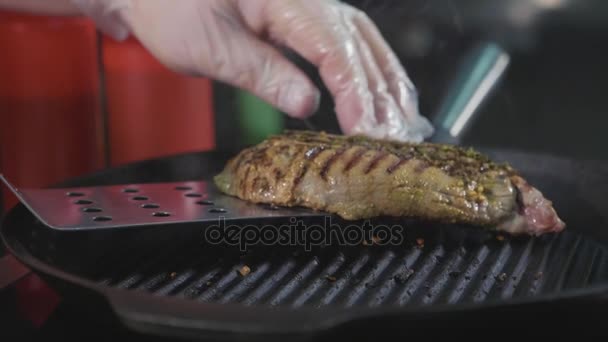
<box><xmin>431</xmin><ymin>41</ymin><xmax>511</xmax><ymax>145</ymax></box>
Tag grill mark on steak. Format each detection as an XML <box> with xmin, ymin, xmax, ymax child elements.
<box><xmin>387</xmin><ymin>158</ymin><xmax>410</xmax><ymax>174</ymax></box>
<box><xmin>292</xmin><ymin>146</ymin><xmax>322</xmax><ymax>192</ymax></box>
<box><xmin>242</xmin><ymin>146</ymin><xmax>272</xmax><ymax>194</ymax></box>
<box><xmin>240</xmin><ymin>165</ymin><xmax>252</xmax><ymax>196</ymax></box>
<box><xmin>234</xmin><ymin>149</ymin><xmax>254</xmax><ymax>194</ymax></box>
<box><xmin>251</xmin><ymin>147</ymin><xmax>271</xmax><ymax>167</ymax></box>
<box><xmin>231</xmin><ymin>151</ymin><xmax>249</xmax><ymax>173</ymax></box>
<box><xmin>365</xmin><ymin>151</ymin><xmax>390</xmax><ymax>174</ymax></box>
<box><xmin>273</xmin><ymin>168</ymin><xmax>284</xmax><ymax>182</ymax></box>
<box><xmin>344</xmin><ymin>148</ymin><xmax>367</xmax><ymax>172</ymax></box>
<box><xmin>277</xmin><ymin>130</ymin><xmax>517</xmax><ymax>179</ymax></box>
<box><xmin>320</xmin><ymin>148</ymin><xmax>348</xmax><ymax>181</ymax></box>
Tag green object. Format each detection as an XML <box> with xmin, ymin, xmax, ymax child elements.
<box><xmin>236</xmin><ymin>90</ymin><xmax>284</xmax><ymax>145</ymax></box>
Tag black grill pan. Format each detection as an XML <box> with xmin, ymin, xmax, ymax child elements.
<box><xmin>2</xmin><ymin>148</ymin><xmax>608</xmax><ymax>340</ymax></box>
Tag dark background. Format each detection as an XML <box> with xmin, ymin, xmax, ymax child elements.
<box><xmin>217</xmin><ymin>0</ymin><xmax>608</xmax><ymax>162</ymax></box>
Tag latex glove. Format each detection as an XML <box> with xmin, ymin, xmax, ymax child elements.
<box><xmin>72</xmin><ymin>0</ymin><xmax>434</xmax><ymax>142</ymax></box>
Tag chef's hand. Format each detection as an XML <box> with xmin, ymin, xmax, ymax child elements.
<box><xmin>72</xmin><ymin>0</ymin><xmax>434</xmax><ymax>142</ymax></box>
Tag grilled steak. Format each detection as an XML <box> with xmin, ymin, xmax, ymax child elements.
<box><xmin>214</xmin><ymin>131</ymin><xmax>565</xmax><ymax>236</ymax></box>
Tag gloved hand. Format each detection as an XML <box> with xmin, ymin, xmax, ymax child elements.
<box><xmin>71</xmin><ymin>0</ymin><xmax>434</xmax><ymax>142</ymax></box>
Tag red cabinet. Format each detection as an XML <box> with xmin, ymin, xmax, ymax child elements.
<box><xmin>0</xmin><ymin>11</ymin><xmax>104</xmax><ymax>209</ymax></box>
<box><xmin>102</xmin><ymin>36</ymin><xmax>215</xmax><ymax>167</ymax></box>
<box><xmin>0</xmin><ymin>11</ymin><xmax>216</xmax><ymax>208</ymax></box>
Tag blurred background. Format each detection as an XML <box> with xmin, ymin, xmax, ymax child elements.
<box><xmin>0</xmin><ymin>0</ymin><xmax>608</xmax><ymax>207</ymax></box>
<box><xmin>0</xmin><ymin>0</ymin><xmax>608</xmax><ymax>201</ymax></box>
<box><xmin>1</xmin><ymin>0</ymin><xmax>608</xmax><ymax>334</ymax></box>
<box><xmin>2</xmin><ymin>0</ymin><xmax>608</xmax><ymax>207</ymax></box>
<box><xmin>290</xmin><ymin>0</ymin><xmax>608</xmax><ymax>161</ymax></box>
<box><xmin>216</xmin><ymin>0</ymin><xmax>608</xmax><ymax>160</ymax></box>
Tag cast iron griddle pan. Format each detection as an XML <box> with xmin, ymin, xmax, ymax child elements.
<box><xmin>2</xmin><ymin>148</ymin><xmax>608</xmax><ymax>340</ymax></box>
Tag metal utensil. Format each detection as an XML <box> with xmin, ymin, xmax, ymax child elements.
<box><xmin>431</xmin><ymin>41</ymin><xmax>511</xmax><ymax>145</ymax></box>
<box><xmin>0</xmin><ymin>174</ymin><xmax>323</xmax><ymax>231</ymax></box>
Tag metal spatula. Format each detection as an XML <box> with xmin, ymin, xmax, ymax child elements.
<box><xmin>0</xmin><ymin>175</ymin><xmax>323</xmax><ymax>231</ymax></box>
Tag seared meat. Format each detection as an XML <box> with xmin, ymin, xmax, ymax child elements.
<box><xmin>214</xmin><ymin>131</ymin><xmax>565</xmax><ymax>235</ymax></box>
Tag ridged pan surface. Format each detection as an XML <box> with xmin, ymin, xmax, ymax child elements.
<box><xmin>11</xmin><ymin>215</ymin><xmax>608</xmax><ymax>310</ymax></box>
<box><xmin>3</xmin><ymin>149</ymin><xmax>608</xmax><ymax>338</ymax></box>
<box><xmin>95</xmin><ymin>233</ymin><xmax>607</xmax><ymax>309</ymax></box>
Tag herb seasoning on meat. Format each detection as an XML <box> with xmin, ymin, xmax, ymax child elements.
<box><xmin>214</xmin><ymin>131</ymin><xmax>565</xmax><ymax>236</ymax></box>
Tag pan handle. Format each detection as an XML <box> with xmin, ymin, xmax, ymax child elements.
<box><xmin>430</xmin><ymin>41</ymin><xmax>511</xmax><ymax>145</ymax></box>
<box><xmin>0</xmin><ymin>253</ymin><xmax>31</xmax><ymax>290</ymax></box>
<box><xmin>105</xmin><ymin>289</ymin><xmax>347</xmax><ymax>339</ymax></box>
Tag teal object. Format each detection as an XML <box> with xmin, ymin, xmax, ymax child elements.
<box><xmin>433</xmin><ymin>42</ymin><xmax>510</xmax><ymax>140</ymax></box>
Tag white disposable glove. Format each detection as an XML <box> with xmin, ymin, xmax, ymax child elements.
<box><xmin>71</xmin><ymin>0</ymin><xmax>434</xmax><ymax>142</ymax></box>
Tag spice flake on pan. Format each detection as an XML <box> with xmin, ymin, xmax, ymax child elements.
<box><xmin>214</xmin><ymin>130</ymin><xmax>565</xmax><ymax>236</ymax></box>
<box><xmin>238</xmin><ymin>265</ymin><xmax>251</xmax><ymax>277</ymax></box>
